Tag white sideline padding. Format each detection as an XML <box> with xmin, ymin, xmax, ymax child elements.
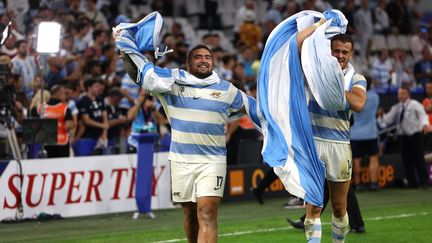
<box><xmin>0</xmin><ymin>153</ymin><xmax>173</xmax><ymax>220</ymax></box>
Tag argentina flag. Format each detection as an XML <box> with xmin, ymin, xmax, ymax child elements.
<box><xmin>257</xmin><ymin>10</ymin><xmax>347</xmax><ymax>207</ymax></box>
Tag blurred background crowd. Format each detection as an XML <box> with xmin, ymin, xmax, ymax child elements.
<box><xmin>0</xmin><ymin>0</ymin><xmax>431</xmax><ymax>174</ymax></box>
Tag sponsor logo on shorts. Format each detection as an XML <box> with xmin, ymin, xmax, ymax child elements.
<box><xmin>173</xmin><ymin>192</ymin><xmax>181</xmax><ymax>197</ymax></box>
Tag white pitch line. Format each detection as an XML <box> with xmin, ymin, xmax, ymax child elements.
<box><xmin>151</xmin><ymin>212</ymin><xmax>430</xmax><ymax>243</ymax></box>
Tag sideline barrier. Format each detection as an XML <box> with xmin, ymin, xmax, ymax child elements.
<box><xmin>0</xmin><ymin>153</ymin><xmax>172</xmax><ymax>220</ymax></box>
<box><xmin>0</xmin><ymin>153</ymin><xmax>418</xmax><ymax>220</ymax></box>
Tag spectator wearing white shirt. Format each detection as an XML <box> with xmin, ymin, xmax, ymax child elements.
<box><xmin>371</xmin><ymin>49</ymin><xmax>393</xmax><ymax>88</ymax></box>
<box><xmin>374</xmin><ymin>0</ymin><xmax>390</xmax><ymax>34</ymax></box>
<box><xmin>354</xmin><ymin>0</ymin><xmax>374</xmax><ymax>59</ymax></box>
<box><xmin>10</xmin><ymin>40</ymin><xmax>37</xmax><ymax>98</ymax></box>
<box><xmin>378</xmin><ymin>87</ymin><xmax>430</xmax><ymax>188</ymax></box>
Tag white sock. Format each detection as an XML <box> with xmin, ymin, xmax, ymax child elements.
<box><xmin>304</xmin><ymin>217</ymin><xmax>322</xmax><ymax>243</ymax></box>
<box><xmin>332</xmin><ymin>213</ymin><xmax>349</xmax><ymax>243</ymax></box>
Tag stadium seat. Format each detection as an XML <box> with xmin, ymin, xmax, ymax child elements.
<box><xmin>396</xmin><ymin>35</ymin><xmax>411</xmax><ymax>51</ymax></box>
<box><xmin>72</xmin><ymin>138</ymin><xmax>97</xmax><ymax>156</ymax></box>
<box><xmin>370</xmin><ymin>34</ymin><xmax>387</xmax><ymax>53</ymax></box>
<box><xmin>386</xmin><ymin>35</ymin><xmax>398</xmax><ymax>50</ymax></box>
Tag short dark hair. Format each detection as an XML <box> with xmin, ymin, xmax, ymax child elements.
<box><xmin>15</xmin><ymin>40</ymin><xmax>27</xmax><ymax>49</ymax></box>
<box><xmin>187</xmin><ymin>44</ymin><xmax>212</xmax><ymax>62</ymax></box>
<box><xmin>222</xmin><ymin>54</ymin><xmax>236</xmax><ymax>65</ymax></box>
<box><xmin>107</xmin><ymin>87</ymin><xmax>124</xmax><ymax>97</ymax></box>
<box><xmin>50</xmin><ymin>84</ymin><xmax>64</xmax><ymax>96</ymax></box>
<box><xmin>331</xmin><ymin>34</ymin><xmax>354</xmax><ymax>51</ymax></box>
<box><xmin>92</xmin><ymin>29</ymin><xmax>106</xmax><ymax>41</ymax></box>
<box><xmin>84</xmin><ymin>78</ymin><xmax>100</xmax><ymax>91</ymax></box>
<box><xmin>399</xmin><ymin>85</ymin><xmax>411</xmax><ymax>96</ymax></box>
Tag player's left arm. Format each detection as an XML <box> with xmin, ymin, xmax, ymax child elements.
<box><xmin>346</xmin><ymin>87</ymin><xmax>366</xmax><ymax>112</ymax></box>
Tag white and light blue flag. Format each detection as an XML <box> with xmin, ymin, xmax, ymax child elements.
<box><xmin>257</xmin><ymin>10</ymin><xmax>348</xmax><ymax>206</ymax></box>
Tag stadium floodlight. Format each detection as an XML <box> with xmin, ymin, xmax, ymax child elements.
<box><xmin>36</xmin><ymin>22</ymin><xmax>61</xmax><ymax>53</ymax></box>
<box><xmin>35</xmin><ymin>21</ymin><xmax>61</xmax><ymax>124</ymax></box>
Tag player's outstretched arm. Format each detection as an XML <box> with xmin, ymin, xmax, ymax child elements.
<box><xmin>119</xmin><ymin>51</ymin><xmax>138</xmax><ymax>81</ymax></box>
<box><xmin>346</xmin><ymin>87</ymin><xmax>366</xmax><ymax>112</ymax></box>
<box><xmin>297</xmin><ymin>18</ymin><xmax>326</xmax><ymax>53</ymax></box>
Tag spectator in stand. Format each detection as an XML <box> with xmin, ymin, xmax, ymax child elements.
<box><xmin>45</xmin><ymin>56</ymin><xmax>67</xmax><ymax>89</ymax></box>
<box><xmin>231</xmin><ymin>62</ymin><xmax>246</xmax><ymax>89</ymax></box>
<box><xmin>374</xmin><ymin>0</ymin><xmax>390</xmax><ymax>35</ymax></box>
<box><xmin>0</xmin><ymin>33</ymin><xmax>17</xmax><ymax>58</ymax></box>
<box><xmin>354</xmin><ymin>0</ymin><xmax>373</xmax><ymax>59</ymax></box>
<box><xmin>386</xmin><ymin>0</ymin><xmax>411</xmax><ymax>34</ymax></box>
<box><xmin>378</xmin><ymin>87</ymin><xmax>430</xmax><ymax>188</ymax></box>
<box><xmin>233</xmin><ymin>0</ymin><xmax>256</xmax><ymax>44</ymax></box>
<box><xmin>239</xmin><ymin>10</ymin><xmax>262</xmax><ymax>55</ymax></box>
<box><xmin>216</xmin><ymin>55</ymin><xmax>236</xmax><ymax>82</ymax></box>
<box><xmin>410</xmin><ymin>27</ymin><xmax>431</xmax><ymax>62</ymax></box>
<box><xmin>100</xmin><ymin>43</ymin><xmax>116</xmax><ymax>62</ymax></box>
<box><xmin>422</xmin><ymin>82</ymin><xmax>432</xmax><ymax>152</ymax></box>
<box><xmin>371</xmin><ymin>49</ymin><xmax>393</xmax><ymax>88</ymax></box>
<box><xmin>84</xmin><ymin>59</ymin><xmax>103</xmax><ymax>80</ymax></box>
<box><xmin>119</xmin><ymin>73</ymin><xmax>139</xmax><ymax>115</ymax></box>
<box><xmin>211</xmin><ymin>47</ymin><xmax>225</xmax><ymax>73</ymax></box>
<box><xmin>392</xmin><ymin>49</ymin><xmax>415</xmax><ymax>88</ymax></box>
<box><xmin>29</xmin><ymin>89</ymin><xmax>51</xmax><ymax>118</ymax></box>
<box><xmin>10</xmin><ymin>39</ymin><xmax>37</xmax><ymax>99</ymax></box>
<box><xmin>414</xmin><ymin>46</ymin><xmax>432</xmax><ymax>87</ymax></box>
<box><xmin>85</xmin><ymin>0</ymin><xmax>109</xmax><ymax>30</ymax></box>
<box><xmin>239</xmin><ymin>46</ymin><xmax>256</xmax><ymax>83</ymax></box>
<box><xmin>39</xmin><ymin>85</ymin><xmax>74</xmax><ymax>158</ymax></box>
<box><xmin>350</xmin><ymin>78</ymin><xmax>381</xmax><ymax>191</ymax></box>
<box><xmin>127</xmin><ymin>90</ymin><xmax>164</xmax><ymax>149</ymax></box>
<box><xmin>77</xmin><ymin>78</ymin><xmax>108</xmax><ymax>152</ymax></box>
<box><xmin>105</xmin><ymin>87</ymin><xmax>128</xmax><ymax>154</ymax></box>
<box><xmin>73</xmin><ymin>19</ymin><xmax>92</xmax><ymax>53</ymax></box>
<box><xmin>89</xmin><ymin>29</ymin><xmax>108</xmax><ymax>57</ymax></box>
<box><xmin>266</xmin><ymin>0</ymin><xmax>286</xmax><ymax>25</ymax></box>
<box><xmin>341</xmin><ymin>0</ymin><xmax>358</xmax><ymax>36</ymax></box>
<box><xmin>64</xmin><ymin>82</ymin><xmax>79</xmax><ymax>145</ymax></box>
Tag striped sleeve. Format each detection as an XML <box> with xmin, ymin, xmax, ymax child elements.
<box><xmin>229</xmin><ymin>84</ymin><xmax>244</xmax><ymax>113</ymax></box>
<box><xmin>352</xmin><ymin>73</ymin><xmax>367</xmax><ymax>91</ymax></box>
<box><xmin>140</xmin><ymin>62</ymin><xmax>175</xmax><ymax>93</ymax></box>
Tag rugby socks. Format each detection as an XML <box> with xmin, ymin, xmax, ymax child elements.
<box><xmin>304</xmin><ymin>218</ymin><xmax>322</xmax><ymax>243</ymax></box>
<box><xmin>332</xmin><ymin>213</ymin><xmax>350</xmax><ymax>243</ymax></box>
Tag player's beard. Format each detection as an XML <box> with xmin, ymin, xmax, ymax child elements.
<box><xmin>190</xmin><ymin>62</ymin><xmax>212</xmax><ymax>79</ymax></box>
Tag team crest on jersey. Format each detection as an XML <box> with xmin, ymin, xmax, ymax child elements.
<box><xmin>210</xmin><ymin>92</ymin><xmax>221</xmax><ymax>99</ymax></box>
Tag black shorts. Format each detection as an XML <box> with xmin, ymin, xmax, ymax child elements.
<box><xmin>350</xmin><ymin>139</ymin><xmax>379</xmax><ymax>158</ymax></box>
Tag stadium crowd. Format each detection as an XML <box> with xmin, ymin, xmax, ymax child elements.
<box><xmin>0</xmin><ymin>0</ymin><xmax>431</xmax><ymax>188</ymax></box>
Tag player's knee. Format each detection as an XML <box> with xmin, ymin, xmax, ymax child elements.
<box><xmin>198</xmin><ymin>205</ymin><xmax>217</xmax><ymax>225</ymax></box>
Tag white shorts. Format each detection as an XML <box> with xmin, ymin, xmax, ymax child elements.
<box><xmin>170</xmin><ymin>161</ymin><xmax>226</xmax><ymax>203</ymax></box>
<box><xmin>315</xmin><ymin>139</ymin><xmax>352</xmax><ymax>182</ymax></box>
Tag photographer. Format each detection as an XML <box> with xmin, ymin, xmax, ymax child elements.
<box><xmin>127</xmin><ymin>90</ymin><xmax>165</xmax><ymax>150</ymax></box>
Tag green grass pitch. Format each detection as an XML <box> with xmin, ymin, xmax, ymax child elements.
<box><xmin>1</xmin><ymin>188</ymin><xmax>431</xmax><ymax>243</ymax></box>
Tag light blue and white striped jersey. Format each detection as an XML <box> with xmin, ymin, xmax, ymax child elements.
<box><xmin>120</xmin><ymin>74</ymin><xmax>140</xmax><ymax>109</ymax></box>
<box><xmin>308</xmin><ymin>73</ymin><xmax>367</xmax><ymax>143</ymax></box>
<box><xmin>157</xmin><ymin>80</ymin><xmax>244</xmax><ymax>164</ymax></box>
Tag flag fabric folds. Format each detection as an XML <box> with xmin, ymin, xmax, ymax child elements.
<box><xmin>257</xmin><ymin>10</ymin><xmax>347</xmax><ymax>207</ymax></box>
<box><xmin>113</xmin><ymin>12</ymin><xmax>220</xmax><ymax>93</ymax></box>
